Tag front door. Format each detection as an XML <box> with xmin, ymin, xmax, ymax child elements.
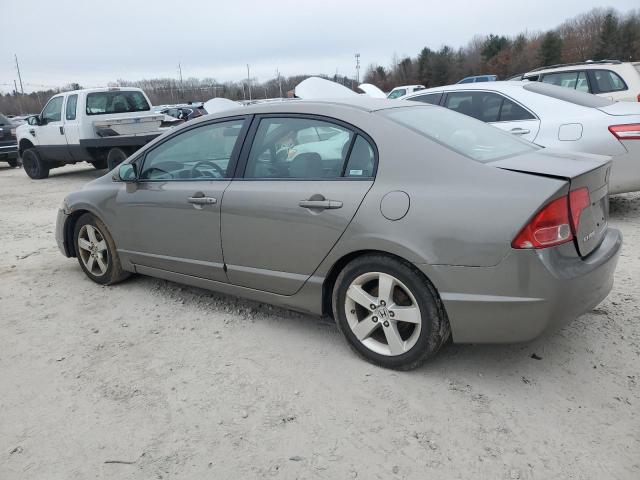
<box><xmin>114</xmin><ymin>117</ymin><xmax>248</xmax><ymax>281</ymax></box>
<box><xmin>36</xmin><ymin>95</ymin><xmax>70</xmax><ymax>162</ymax></box>
<box><xmin>221</xmin><ymin>116</ymin><xmax>376</xmax><ymax>295</ymax></box>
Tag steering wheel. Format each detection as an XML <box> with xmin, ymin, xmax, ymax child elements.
<box><xmin>143</xmin><ymin>167</ymin><xmax>172</xmax><ymax>179</ymax></box>
<box><xmin>191</xmin><ymin>160</ymin><xmax>225</xmax><ymax>178</ymax></box>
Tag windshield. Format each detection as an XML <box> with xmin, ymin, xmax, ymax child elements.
<box><xmin>86</xmin><ymin>90</ymin><xmax>151</xmax><ymax>115</ymax></box>
<box><xmin>381</xmin><ymin>105</ymin><xmax>538</xmax><ymax>163</ymax></box>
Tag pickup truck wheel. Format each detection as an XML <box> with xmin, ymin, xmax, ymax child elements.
<box><xmin>7</xmin><ymin>158</ymin><xmax>18</xmax><ymax>168</ymax></box>
<box><xmin>107</xmin><ymin>148</ymin><xmax>127</xmax><ymax>170</ymax></box>
<box><xmin>22</xmin><ymin>149</ymin><xmax>50</xmax><ymax>179</ymax></box>
<box><xmin>73</xmin><ymin>213</ymin><xmax>130</xmax><ymax>285</ymax></box>
<box><xmin>91</xmin><ymin>159</ymin><xmax>108</xmax><ymax>170</ymax></box>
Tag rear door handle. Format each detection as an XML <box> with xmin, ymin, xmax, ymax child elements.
<box><xmin>188</xmin><ymin>196</ymin><xmax>217</xmax><ymax>205</ymax></box>
<box><xmin>298</xmin><ymin>199</ymin><xmax>343</xmax><ymax>210</ymax></box>
<box><xmin>59</xmin><ymin>126</ymin><xmax>64</xmax><ymax>135</ymax></box>
<box><xmin>510</xmin><ymin>128</ymin><xmax>530</xmax><ymax>135</ymax></box>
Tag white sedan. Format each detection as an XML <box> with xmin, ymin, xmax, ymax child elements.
<box><xmin>400</xmin><ymin>82</ymin><xmax>640</xmax><ymax>194</ymax></box>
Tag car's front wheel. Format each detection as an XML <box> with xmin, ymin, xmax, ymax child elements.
<box><xmin>73</xmin><ymin>213</ymin><xmax>129</xmax><ymax>285</ymax></box>
<box><xmin>333</xmin><ymin>254</ymin><xmax>450</xmax><ymax>370</ymax></box>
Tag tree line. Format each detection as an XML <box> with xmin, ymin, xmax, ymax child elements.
<box><xmin>365</xmin><ymin>7</ymin><xmax>639</xmax><ymax>90</ymax></box>
<box><xmin>1</xmin><ymin>7</ymin><xmax>638</xmax><ymax>115</ymax></box>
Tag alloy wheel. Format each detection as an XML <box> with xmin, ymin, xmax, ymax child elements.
<box><xmin>344</xmin><ymin>272</ymin><xmax>422</xmax><ymax>356</ymax></box>
<box><xmin>77</xmin><ymin>224</ymin><xmax>109</xmax><ymax>277</ymax></box>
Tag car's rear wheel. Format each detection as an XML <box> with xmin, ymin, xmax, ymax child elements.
<box><xmin>107</xmin><ymin>147</ymin><xmax>127</xmax><ymax>170</ymax></box>
<box><xmin>73</xmin><ymin>213</ymin><xmax>129</xmax><ymax>285</ymax></box>
<box><xmin>7</xmin><ymin>158</ymin><xmax>18</xmax><ymax>168</ymax></box>
<box><xmin>21</xmin><ymin>149</ymin><xmax>50</xmax><ymax>179</ymax></box>
<box><xmin>332</xmin><ymin>254</ymin><xmax>450</xmax><ymax>370</ymax></box>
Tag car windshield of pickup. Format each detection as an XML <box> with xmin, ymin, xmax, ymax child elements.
<box><xmin>86</xmin><ymin>91</ymin><xmax>151</xmax><ymax>115</ymax></box>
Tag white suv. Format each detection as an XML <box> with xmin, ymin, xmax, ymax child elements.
<box><xmin>522</xmin><ymin>60</ymin><xmax>640</xmax><ymax>102</ymax></box>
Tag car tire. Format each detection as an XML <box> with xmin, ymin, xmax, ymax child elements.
<box><xmin>8</xmin><ymin>158</ymin><xmax>18</xmax><ymax>168</ymax></box>
<box><xmin>106</xmin><ymin>148</ymin><xmax>127</xmax><ymax>170</ymax></box>
<box><xmin>73</xmin><ymin>213</ymin><xmax>130</xmax><ymax>285</ymax></box>
<box><xmin>332</xmin><ymin>254</ymin><xmax>450</xmax><ymax>370</ymax></box>
<box><xmin>91</xmin><ymin>159</ymin><xmax>108</xmax><ymax>170</ymax></box>
<box><xmin>21</xmin><ymin>149</ymin><xmax>50</xmax><ymax>179</ymax></box>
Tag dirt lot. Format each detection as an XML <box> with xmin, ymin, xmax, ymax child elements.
<box><xmin>0</xmin><ymin>163</ymin><xmax>638</xmax><ymax>480</ymax></box>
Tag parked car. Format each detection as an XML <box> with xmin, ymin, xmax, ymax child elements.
<box><xmin>522</xmin><ymin>60</ymin><xmax>640</xmax><ymax>102</ymax></box>
<box><xmin>387</xmin><ymin>85</ymin><xmax>425</xmax><ymax>99</ymax></box>
<box><xmin>457</xmin><ymin>75</ymin><xmax>497</xmax><ymax>84</ymax></box>
<box><xmin>161</xmin><ymin>105</ymin><xmax>206</xmax><ymax>121</ymax></box>
<box><xmin>400</xmin><ymin>81</ymin><xmax>640</xmax><ymax>194</ymax></box>
<box><xmin>56</xmin><ymin>98</ymin><xmax>620</xmax><ymax>370</ymax></box>
<box><xmin>0</xmin><ymin>113</ymin><xmax>19</xmax><ymax>167</ymax></box>
<box><xmin>16</xmin><ymin>87</ymin><xmax>166</xmax><ymax>179</ymax></box>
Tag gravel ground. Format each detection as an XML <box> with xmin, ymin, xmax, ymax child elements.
<box><xmin>1</xmin><ymin>163</ymin><xmax>638</xmax><ymax>480</ymax></box>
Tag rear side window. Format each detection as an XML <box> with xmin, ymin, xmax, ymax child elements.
<box><xmin>382</xmin><ymin>106</ymin><xmax>538</xmax><ymax>163</ymax></box>
<box><xmin>499</xmin><ymin>98</ymin><xmax>535</xmax><ymax>121</ymax></box>
<box><xmin>387</xmin><ymin>89</ymin><xmax>407</xmax><ymax>99</ymax></box>
<box><xmin>541</xmin><ymin>71</ymin><xmax>586</xmax><ymax>90</ymax></box>
<box><xmin>86</xmin><ymin>90</ymin><xmax>150</xmax><ymax>115</ymax></box>
<box><xmin>66</xmin><ymin>94</ymin><xmax>78</xmax><ymax>120</ymax></box>
<box><xmin>344</xmin><ymin>136</ymin><xmax>375</xmax><ymax>177</ymax></box>
<box><xmin>444</xmin><ymin>91</ymin><xmax>505</xmax><ymax>122</ymax></box>
<box><xmin>244</xmin><ymin>117</ymin><xmax>355</xmax><ymax>179</ymax></box>
<box><xmin>408</xmin><ymin>92</ymin><xmax>442</xmax><ymax>105</ymax></box>
<box><xmin>590</xmin><ymin>70</ymin><xmax>627</xmax><ymax>93</ymax></box>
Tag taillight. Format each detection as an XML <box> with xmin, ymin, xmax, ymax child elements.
<box><xmin>512</xmin><ymin>196</ymin><xmax>573</xmax><ymax>249</ymax></box>
<box><xmin>569</xmin><ymin>187</ymin><xmax>590</xmax><ymax>233</ymax></box>
<box><xmin>609</xmin><ymin>124</ymin><xmax>640</xmax><ymax>140</ymax></box>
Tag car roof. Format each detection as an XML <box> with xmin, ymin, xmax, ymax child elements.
<box><xmin>401</xmin><ymin>81</ymin><xmax>526</xmax><ymax>97</ymax></box>
<box><xmin>54</xmin><ymin>87</ymin><xmax>146</xmax><ymax>95</ymax></box>
<box><xmin>524</xmin><ymin>62</ymin><xmax>633</xmax><ymax>76</ymax></box>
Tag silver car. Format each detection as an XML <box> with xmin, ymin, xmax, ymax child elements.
<box><xmin>56</xmin><ymin>98</ymin><xmax>622</xmax><ymax>370</ymax></box>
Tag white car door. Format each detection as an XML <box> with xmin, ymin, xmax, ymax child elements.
<box><xmin>442</xmin><ymin>90</ymin><xmax>541</xmax><ymax>142</ymax></box>
<box><xmin>62</xmin><ymin>94</ymin><xmax>82</xmax><ymax>160</ymax></box>
<box><xmin>36</xmin><ymin>95</ymin><xmax>70</xmax><ymax>162</ymax></box>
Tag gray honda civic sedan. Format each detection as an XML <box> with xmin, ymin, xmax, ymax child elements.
<box><xmin>56</xmin><ymin>98</ymin><xmax>621</xmax><ymax>370</ymax></box>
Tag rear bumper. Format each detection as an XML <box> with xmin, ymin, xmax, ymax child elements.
<box><xmin>420</xmin><ymin>228</ymin><xmax>622</xmax><ymax>343</ymax></box>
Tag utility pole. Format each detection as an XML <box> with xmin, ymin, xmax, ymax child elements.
<box><xmin>355</xmin><ymin>53</ymin><xmax>361</xmax><ymax>85</ymax></box>
<box><xmin>246</xmin><ymin>64</ymin><xmax>252</xmax><ymax>100</ymax></box>
<box><xmin>276</xmin><ymin>69</ymin><xmax>283</xmax><ymax>98</ymax></box>
<box><xmin>177</xmin><ymin>62</ymin><xmax>184</xmax><ymax>101</ymax></box>
<box><xmin>14</xmin><ymin>54</ymin><xmax>24</xmax><ymax>94</ymax></box>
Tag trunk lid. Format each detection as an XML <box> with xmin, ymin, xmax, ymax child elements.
<box><xmin>490</xmin><ymin>149</ymin><xmax>611</xmax><ymax>257</ymax></box>
<box><xmin>597</xmin><ymin>102</ymin><xmax>640</xmax><ymax>116</ymax></box>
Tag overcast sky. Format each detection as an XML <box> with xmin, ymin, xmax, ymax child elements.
<box><xmin>1</xmin><ymin>0</ymin><xmax>637</xmax><ymax>93</ymax></box>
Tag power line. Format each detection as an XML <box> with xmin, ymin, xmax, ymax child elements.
<box><xmin>14</xmin><ymin>54</ymin><xmax>24</xmax><ymax>94</ymax></box>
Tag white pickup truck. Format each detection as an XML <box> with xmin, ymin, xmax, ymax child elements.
<box><xmin>16</xmin><ymin>87</ymin><xmax>170</xmax><ymax>179</ymax></box>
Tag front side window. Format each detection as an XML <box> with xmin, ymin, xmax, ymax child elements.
<box><xmin>244</xmin><ymin>117</ymin><xmax>355</xmax><ymax>179</ymax></box>
<box><xmin>382</xmin><ymin>105</ymin><xmax>538</xmax><ymax>163</ymax></box>
<box><xmin>41</xmin><ymin>96</ymin><xmax>64</xmax><ymax>123</ymax></box>
<box><xmin>86</xmin><ymin>90</ymin><xmax>151</xmax><ymax>115</ymax></box>
<box><xmin>66</xmin><ymin>94</ymin><xmax>78</xmax><ymax>120</ymax></box>
<box><xmin>591</xmin><ymin>70</ymin><xmax>627</xmax><ymax>93</ymax></box>
<box><xmin>409</xmin><ymin>92</ymin><xmax>442</xmax><ymax>105</ymax></box>
<box><xmin>387</xmin><ymin>89</ymin><xmax>406</xmax><ymax>99</ymax></box>
<box><xmin>139</xmin><ymin>119</ymin><xmax>244</xmax><ymax>180</ymax></box>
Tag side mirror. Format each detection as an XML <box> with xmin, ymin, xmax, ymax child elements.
<box><xmin>118</xmin><ymin>163</ymin><xmax>137</xmax><ymax>182</ymax></box>
<box><xmin>27</xmin><ymin>116</ymin><xmax>41</xmax><ymax>126</ymax></box>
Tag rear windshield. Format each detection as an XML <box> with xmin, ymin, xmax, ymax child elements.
<box><xmin>86</xmin><ymin>90</ymin><xmax>151</xmax><ymax>116</ymax></box>
<box><xmin>523</xmin><ymin>82</ymin><xmax>614</xmax><ymax>107</ymax></box>
<box><xmin>380</xmin><ymin>105</ymin><xmax>538</xmax><ymax>163</ymax></box>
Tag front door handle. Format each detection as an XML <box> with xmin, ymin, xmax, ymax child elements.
<box><xmin>298</xmin><ymin>199</ymin><xmax>343</xmax><ymax>210</ymax></box>
<box><xmin>188</xmin><ymin>196</ymin><xmax>217</xmax><ymax>205</ymax></box>
<box><xmin>59</xmin><ymin>126</ymin><xmax>64</xmax><ymax>135</ymax></box>
<box><xmin>510</xmin><ymin>127</ymin><xmax>530</xmax><ymax>135</ymax></box>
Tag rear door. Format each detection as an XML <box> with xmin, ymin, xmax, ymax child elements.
<box><xmin>63</xmin><ymin>94</ymin><xmax>82</xmax><ymax>160</ymax></box>
<box><xmin>221</xmin><ymin>115</ymin><xmax>376</xmax><ymax>295</ymax></box>
<box><xmin>442</xmin><ymin>91</ymin><xmax>540</xmax><ymax>141</ymax></box>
